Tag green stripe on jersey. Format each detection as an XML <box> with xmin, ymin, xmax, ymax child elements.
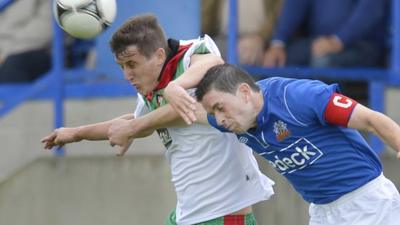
<box><xmin>145</xmin><ymin>42</ymin><xmax>212</xmax><ymax>111</ymax></box>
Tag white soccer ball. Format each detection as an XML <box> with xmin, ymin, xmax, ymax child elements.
<box><xmin>53</xmin><ymin>0</ymin><xmax>117</xmax><ymax>39</ymax></box>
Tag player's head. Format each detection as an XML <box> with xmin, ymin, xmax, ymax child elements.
<box><xmin>110</xmin><ymin>14</ymin><xmax>168</xmax><ymax>95</ymax></box>
<box><xmin>196</xmin><ymin>64</ymin><xmax>261</xmax><ymax>133</ymax></box>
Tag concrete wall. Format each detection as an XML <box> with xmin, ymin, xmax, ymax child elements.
<box><xmin>0</xmin><ymin>88</ymin><xmax>399</xmax><ymax>225</ymax></box>
<box><xmin>0</xmin><ymin>97</ymin><xmax>164</xmax><ymax>183</ymax></box>
<box><xmin>0</xmin><ymin>156</ymin><xmax>175</xmax><ymax>225</ymax></box>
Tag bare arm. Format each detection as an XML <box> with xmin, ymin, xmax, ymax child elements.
<box><xmin>170</xmin><ymin>53</ymin><xmax>224</xmax><ymax>89</ymax></box>
<box><xmin>41</xmin><ymin>114</ymin><xmax>133</xmax><ymax>150</ymax></box>
<box><xmin>194</xmin><ymin>102</ymin><xmax>209</xmax><ymax>125</ymax></box>
<box><xmin>163</xmin><ymin>53</ymin><xmax>224</xmax><ymax>124</ymax></box>
<box><xmin>348</xmin><ymin>104</ymin><xmax>400</xmax><ymax>159</ymax></box>
<box><xmin>77</xmin><ymin>114</ymin><xmax>134</xmax><ymax>140</ymax></box>
<box><xmin>142</xmin><ymin>103</ymin><xmax>208</xmax><ymax>127</ymax></box>
<box><xmin>108</xmin><ymin>104</ymin><xmax>187</xmax><ymax>156</ymax></box>
<box><xmin>125</xmin><ymin>104</ymin><xmax>188</xmax><ymax>136</ymax></box>
<box><xmin>108</xmin><ymin>102</ymin><xmax>210</xmax><ymax>156</ymax></box>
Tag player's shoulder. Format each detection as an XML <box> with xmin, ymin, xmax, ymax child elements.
<box><xmin>179</xmin><ymin>34</ymin><xmax>213</xmax><ymax>47</ymax></box>
<box><xmin>257</xmin><ymin>77</ymin><xmax>339</xmax><ymax>101</ymax></box>
<box><xmin>286</xmin><ymin>79</ymin><xmax>339</xmax><ymax>97</ymax></box>
<box><xmin>279</xmin><ymin>79</ymin><xmax>341</xmax><ymax>115</ymax></box>
<box><xmin>263</xmin><ymin>78</ymin><xmax>334</xmax><ymax>95</ymax></box>
<box><xmin>256</xmin><ymin>77</ymin><xmax>297</xmax><ymax>96</ymax></box>
<box><xmin>181</xmin><ymin>34</ymin><xmax>220</xmax><ymax>55</ymax></box>
<box><xmin>179</xmin><ymin>34</ymin><xmax>221</xmax><ymax>70</ymax></box>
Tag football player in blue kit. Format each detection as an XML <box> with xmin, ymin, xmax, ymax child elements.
<box><xmin>164</xmin><ymin>63</ymin><xmax>400</xmax><ymax>225</ymax></box>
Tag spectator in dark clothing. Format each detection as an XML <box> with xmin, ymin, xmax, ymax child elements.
<box><xmin>0</xmin><ymin>0</ymin><xmax>52</xmax><ymax>83</ymax></box>
<box><xmin>263</xmin><ymin>0</ymin><xmax>387</xmax><ymax>68</ymax></box>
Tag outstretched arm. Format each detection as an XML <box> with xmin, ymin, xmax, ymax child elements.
<box><xmin>348</xmin><ymin>104</ymin><xmax>400</xmax><ymax>159</ymax></box>
<box><xmin>40</xmin><ymin>114</ymin><xmax>133</xmax><ymax>150</ymax></box>
<box><xmin>163</xmin><ymin>53</ymin><xmax>223</xmax><ymax>124</ymax></box>
<box><xmin>108</xmin><ymin>102</ymin><xmax>209</xmax><ymax>156</ymax></box>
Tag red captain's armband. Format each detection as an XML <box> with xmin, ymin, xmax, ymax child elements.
<box><xmin>324</xmin><ymin>93</ymin><xmax>358</xmax><ymax>127</ymax></box>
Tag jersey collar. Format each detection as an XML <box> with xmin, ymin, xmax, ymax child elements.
<box><xmin>145</xmin><ymin>39</ymin><xmax>192</xmax><ymax>101</ymax></box>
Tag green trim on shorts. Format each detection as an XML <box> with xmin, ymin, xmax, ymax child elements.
<box><xmin>165</xmin><ymin>209</ymin><xmax>258</xmax><ymax>225</ymax></box>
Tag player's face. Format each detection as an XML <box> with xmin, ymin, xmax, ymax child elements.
<box><xmin>116</xmin><ymin>45</ymin><xmax>165</xmax><ymax>95</ymax></box>
<box><xmin>201</xmin><ymin>88</ymin><xmax>255</xmax><ymax>133</ymax></box>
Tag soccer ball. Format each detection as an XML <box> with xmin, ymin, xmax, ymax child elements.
<box><xmin>53</xmin><ymin>0</ymin><xmax>117</xmax><ymax>39</ymax></box>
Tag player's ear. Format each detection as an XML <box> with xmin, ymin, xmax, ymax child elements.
<box><xmin>154</xmin><ymin>48</ymin><xmax>166</xmax><ymax>66</ymax></box>
<box><xmin>237</xmin><ymin>83</ymin><xmax>251</xmax><ymax>102</ymax></box>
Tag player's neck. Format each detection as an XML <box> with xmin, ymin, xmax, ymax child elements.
<box><xmin>249</xmin><ymin>91</ymin><xmax>264</xmax><ymax>129</ymax></box>
<box><xmin>254</xmin><ymin>91</ymin><xmax>264</xmax><ymax>115</ymax></box>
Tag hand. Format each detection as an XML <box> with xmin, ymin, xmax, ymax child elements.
<box><xmin>263</xmin><ymin>45</ymin><xmax>286</xmax><ymax>67</ymax></box>
<box><xmin>164</xmin><ymin>82</ymin><xmax>197</xmax><ymax>125</ymax></box>
<box><xmin>312</xmin><ymin>36</ymin><xmax>343</xmax><ymax>58</ymax></box>
<box><xmin>238</xmin><ymin>34</ymin><xmax>264</xmax><ymax>65</ymax></box>
<box><xmin>397</xmin><ymin>151</ymin><xmax>400</xmax><ymax>160</ymax></box>
<box><xmin>41</xmin><ymin>127</ymin><xmax>81</xmax><ymax>150</ymax></box>
<box><xmin>107</xmin><ymin>118</ymin><xmax>135</xmax><ymax>157</ymax></box>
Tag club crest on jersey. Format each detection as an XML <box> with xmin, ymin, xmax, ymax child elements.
<box><xmin>273</xmin><ymin>120</ymin><xmax>291</xmax><ymax>141</ymax></box>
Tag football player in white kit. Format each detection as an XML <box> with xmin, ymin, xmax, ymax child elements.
<box><xmin>42</xmin><ymin>14</ymin><xmax>275</xmax><ymax>225</ymax></box>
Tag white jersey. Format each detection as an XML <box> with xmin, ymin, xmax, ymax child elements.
<box><xmin>134</xmin><ymin>35</ymin><xmax>274</xmax><ymax>225</ymax></box>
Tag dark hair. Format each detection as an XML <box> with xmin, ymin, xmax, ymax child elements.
<box><xmin>109</xmin><ymin>14</ymin><xmax>168</xmax><ymax>58</ymax></box>
<box><xmin>196</xmin><ymin>63</ymin><xmax>260</xmax><ymax>101</ymax></box>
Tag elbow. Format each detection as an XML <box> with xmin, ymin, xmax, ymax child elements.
<box><xmin>215</xmin><ymin>57</ymin><xmax>225</xmax><ymax>65</ymax></box>
<box><xmin>208</xmin><ymin>54</ymin><xmax>224</xmax><ymax>66</ymax></box>
<box><xmin>365</xmin><ymin>112</ymin><xmax>383</xmax><ymax>134</ymax></box>
<box><xmin>365</xmin><ymin>122</ymin><xmax>376</xmax><ymax>134</ymax></box>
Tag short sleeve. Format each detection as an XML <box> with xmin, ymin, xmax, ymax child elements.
<box><xmin>324</xmin><ymin>93</ymin><xmax>358</xmax><ymax>127</ymax></box>
<box><xmin>180</xmin><ymin>34</ymin><xmax>221</xmax><ymax>70</ymax></box>
<box><xmin>284</xmin><ymin>80</ymin><xmax>339</xmax><ymax>126</ymax></box>
<box><xmin>134</xmin><ymin>94</ymin><xmax>150</xmax><ymax>118</ymax></box>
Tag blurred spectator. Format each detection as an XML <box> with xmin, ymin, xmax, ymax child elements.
<box><xmin>202</xmin><ymin>0</ymin><xmax>282</xmax><ymax>65</ymax></box>
<box><xmin>0</xmin><ymin>0</ymin><xmax>52</xmax><ymax>83</ymax></box>
<box><xmin>64</xmin><ymin>37</ymin><xmax>95</xmax><ymax>69</ymax></box>
<box><xmin>263</xmin><ymin>0</ymin><xmax>388</xmax><ymax>68</ymax></box>
<box><xmin>263</xmin><ymin>0</ymin><xmax>388</xmax><ymax>104</ymax></box>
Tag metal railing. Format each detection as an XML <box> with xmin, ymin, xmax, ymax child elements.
<box><xmin>0</xmin><ymin>0</ymin><xmax>13</xmax><ymax>12</ymax></box>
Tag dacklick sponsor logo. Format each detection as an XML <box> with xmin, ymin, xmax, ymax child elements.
<box><xmin>267</xmin><ymin>138</ymin><xmax>323</xmax><ymax>174</ymax></box>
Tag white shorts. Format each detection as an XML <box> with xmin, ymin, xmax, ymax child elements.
<box><xmin>309</xmin><ymin>173</ymin><xmax>400</xmax><ymax>225</ymax></box>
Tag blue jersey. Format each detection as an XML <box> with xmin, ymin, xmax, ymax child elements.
<box><xmin>208</xmin><ymin>77</ymin><xmax>382</xmax><ymax>204</ymax></box>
